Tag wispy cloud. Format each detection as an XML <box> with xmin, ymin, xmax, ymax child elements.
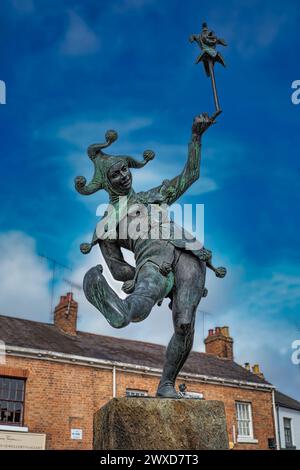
<box><xmin>39</xmin><ymin>115</ymin><xmax>223</xmax><ymax>196</ymax></box>
<box><xmin>60</xmin><ymin>11</ymin><xmax>101</xmax><ymax>56</ymax></box>
<box><xmin>56</xmin><ymin>117</ymin><xmax>153</xmax><ymax>149</ymax></box>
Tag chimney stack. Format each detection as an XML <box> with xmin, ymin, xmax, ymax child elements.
<box><xmin>54</xmin><ymin>292</ymin><xmax>78</xmax><ymax>336</ymax></box>
<box><xmin>204</xmin><ymin>326</ymin><xmax>234</xmax><ymax>360</ymax></box>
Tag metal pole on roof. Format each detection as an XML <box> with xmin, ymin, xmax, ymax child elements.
<box><xmin>38</xmin><ymin>253</ymin><xmax>71</xmax><ymax>317</ymax></box>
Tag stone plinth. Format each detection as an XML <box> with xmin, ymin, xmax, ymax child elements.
<box><xmin>93</xmin><ymin>397</ymin><xmax>229</xmax><ymax>450</ymax></box>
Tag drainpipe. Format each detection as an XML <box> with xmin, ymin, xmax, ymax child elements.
<box><xmin>112</xmin><ymin>366</ymin><xmax>117</xmax><ymax>398</ymax></box>
<box><xmin>232</xmin><ymin>424</ymin><xmax>236</xmax><ymax>445</ymax></box>
<box><xmin>276</xmin><ymin>405</ymin><xmax>282</xmax><ymax>450</ymax></box>
<box><xmin>272</xmin><ymin>389</ymin><xmax>280</xmax><ymax>450</ymax></box>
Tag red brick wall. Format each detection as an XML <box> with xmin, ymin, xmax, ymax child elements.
<box><xmin>0</xmin><ymin>355</ymin><xmax>275</xmax><ymax>450</ymax></box>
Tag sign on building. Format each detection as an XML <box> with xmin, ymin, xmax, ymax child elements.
<box><xmin>71</xmin><ymin>428</ymin><xmax>83</xmax><ymax>440</ymax></box>
<box><xmin>0</xmin><ymin>431</ymin><xmax>46</xmax><ymax>450</ymax></box>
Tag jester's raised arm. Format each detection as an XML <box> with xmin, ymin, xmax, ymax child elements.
<box><xmin>152</xmin><ymin>113</ymin><xmax>214</xmax><ymax>206</ymax></box>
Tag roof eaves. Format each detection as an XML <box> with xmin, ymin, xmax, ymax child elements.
<box><xmin>4</xmin><ymin>344</ymin><xmax>275</xmax><ymax>391</ymax></box>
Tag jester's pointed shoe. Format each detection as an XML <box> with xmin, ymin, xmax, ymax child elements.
<box><xmin>156</xmin><ymin>381</ymin><xmax>181</xmax><ymax>399</ymax></box>
<box><xmin>83</xmin><ymin>264</ymin><xmax>130</xmax><ymax>329</ymax></box>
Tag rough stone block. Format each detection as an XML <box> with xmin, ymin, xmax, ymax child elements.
<box><xmin>93</xmin><ymin>397</ymin><xmax>229</xmax><ymax>450</ymax></box>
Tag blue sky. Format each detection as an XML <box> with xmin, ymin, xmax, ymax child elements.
<box><xmin>0</xmin><ymin>0</ymin><xmax>300</xmax><ymax>398</ymax></box>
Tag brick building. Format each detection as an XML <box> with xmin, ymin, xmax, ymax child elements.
<box><xmin>0</xmin><ymin>293</ymin><xmax>278</xmax><ymax>450</ymax></box>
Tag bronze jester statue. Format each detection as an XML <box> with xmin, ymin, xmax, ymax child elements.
<box><xmin>75</xmin><ymin>113</ymin><xmax>227</xmax><ymax>399</ymax></box>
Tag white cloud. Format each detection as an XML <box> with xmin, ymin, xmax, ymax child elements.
<box><xmin>56</xmin><ymin>117</ymin><xmax>153</xmax><ymax>150</ymax></box>
<box><xmin>60</xmin><ymin>11</ymin><xmax>100</xmax><ymax>56</ymax></box>
<box><xmin>0</xmin><ymin>232</ymin><xmax>51</xmax><ymax>322</ymax></box>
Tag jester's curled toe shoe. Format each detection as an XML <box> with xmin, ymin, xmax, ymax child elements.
<box><xmin>83</xmin><ymin>264</ymin><xmax>130</xmax><ymax>329</ymax></box>
<box><xmin>156</xmin><ymin>382</ymin><xmax>181</xmax><ymax>399</ymax></box>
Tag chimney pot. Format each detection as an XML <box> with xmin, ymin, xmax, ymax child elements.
<box><xmin>220</xmin><ymin>326</ymin><xmax>229</xmax><ymax>337</ymax></box>
<box><xmin>252</xmin><ymin>363</ymin><xmax>264</xmax><ymax>379</ymax></box>
<box><xmin>208</xmin><ymin>329</ymin><xmax>214</xmax><ymax>336</ymax></box>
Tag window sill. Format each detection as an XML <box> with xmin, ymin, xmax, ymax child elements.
<box><xmin>0</xmin><ymin>425</ymin><xmax>28</xmax><ymax>432</ymax></box>
<box><xmin>237</xmin><ymin>437</ymin><xmax>258</xmax><ymax>444</ymax></box>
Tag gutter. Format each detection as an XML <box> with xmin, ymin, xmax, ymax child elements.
<box><xmin>5</xmin><ymin>344</ymin><xmax>275</xmax><ymax>391</ymax></box>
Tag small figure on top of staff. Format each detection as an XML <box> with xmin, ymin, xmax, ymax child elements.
<box><xmin>190</xmin><ymin>22</ymin><xmax>227</xmax><ymax>118</ymax></box>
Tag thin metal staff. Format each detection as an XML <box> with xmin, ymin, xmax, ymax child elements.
<box><xmin>190</xmin><ymin>22</ymin><xmax>227</xmax><ymax>120</ymax></box>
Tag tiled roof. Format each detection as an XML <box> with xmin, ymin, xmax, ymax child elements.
<box><xmin>275</xmin><ymin>390</ymin><xmax>300</xmax><ymax>411</ymax></box>
<box><xmin>0</xmin><ymin>314</ymin><xmax>270</xmax><ymax>386</ymax></box>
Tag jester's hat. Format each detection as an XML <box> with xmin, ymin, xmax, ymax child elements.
<box><xmin>74</xmin><ymin>129</ymin><xmax>155</xmax><ymax>199</ymax></box>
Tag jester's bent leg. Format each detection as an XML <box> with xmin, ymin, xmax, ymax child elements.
<box><xmin>156</xmin><ymin>251</ymin><xmax>206</xmax><ymax>399</ymax></box>
<box><xmin>83</xmin><ymin>262</ymin><xmax>171</xmax><ymax>329</ymax></box>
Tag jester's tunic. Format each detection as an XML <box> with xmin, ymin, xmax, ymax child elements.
<box><xmin>81</xmin><ymin>138</ymin><xmax>206</xmax><ymax>295</ymax></box>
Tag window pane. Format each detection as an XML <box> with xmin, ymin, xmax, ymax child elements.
<box><xmin>16</xmin><ymin>390</ymin><xmax>23</xmax><ymax>401</ymax></box>
<box><xmin>8</xmin><ymin>379</ymin><xmax>15</xmax><ymax>400</ymax></box>
<box><xmin>0</xmin><ymin>377</ymin><xmax>25</xmax><ymax>425</ymax></box>
<box><xmin>0</xmin><ymin>401</ymin><xmax>8</xmax><ymax>422</ymax></box>
<box><xmin>284</xmin><ymin>418</ymin><xmax>293</xmax><ymax>447</ymax></box>
<box><xmin>236</xmin><ymin>402</ymin><xmax>253</xmax><ymax>438</ymax></box>
<box><xmin>0</xmin><ymin>378</ymin><xmax>9</xmax><ymax>400</ymax></box>
<box><xmin>14</xmin><ymin>403</ymin><xmax>23</xmax><ymax>424</ymax></box>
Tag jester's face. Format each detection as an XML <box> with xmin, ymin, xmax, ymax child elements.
<box><xmin>108</xmin><ymin>160</ymin><xmax>133</xmax><ymax>195</ymax></box>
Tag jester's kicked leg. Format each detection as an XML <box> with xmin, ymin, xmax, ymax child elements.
<box><xmin>83</xmin><ymin>262</ymin><xmax>173</xmax><ymax>329</ymax></box>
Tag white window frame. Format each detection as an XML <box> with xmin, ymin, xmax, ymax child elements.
<box><xmin>236</xmin><ymin>402</ymin><xmax>258</xmax><ymax>444</ymax></box>
<box><xmin>126</xmin><ymin>389</ymin><xmax>148</xmax><ymax>398</ymax></box>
